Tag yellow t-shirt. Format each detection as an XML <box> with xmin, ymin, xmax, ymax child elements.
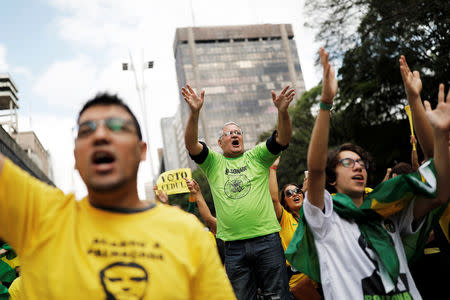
<box><xmin>279</xmin><ymin>207</ymin><xmax>299</xmax><ymax>254</ymax></box>
<box><xmin>8</xmin><ymin>276</ymin><xmax>23</xmax><ymax>299</ymax></box>
<box><xmin>0</xmin><ymin>160</ymin><xmax>236</xmax><ymax>300</ymax></box>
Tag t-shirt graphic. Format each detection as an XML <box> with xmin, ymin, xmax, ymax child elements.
<box><xmin>358</xmin><ymin>224</ymin><xmax>413</xmax><ymax>299</ymax></box>
<box><xmin>224</xmin><ymin>172</ymin><xmax>251</xmax><ymax>199</ymax></box>
<box><xmin>100</xmin><ymin>262</ymin><xmax>149</xmax><ymax>300</ymax></box>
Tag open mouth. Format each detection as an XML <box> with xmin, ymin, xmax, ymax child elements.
<box><xmin>352</xmin><ymin>174</ymin><xmax>364</xmax><ymax>181</ymax></box>
<box><xmin>92</xmin><ymin>151</ymin><xmax>116</xmax><ymax>165</ymax></box>
<box><xmin>293</xmin><ymin>197</ymin><xmax>302</xmax><ymax>204</ymax></box>
<box><xmin>232</xmin><ymin>140</ymin><xmax>240</xmax><ymax>146</ymax></box>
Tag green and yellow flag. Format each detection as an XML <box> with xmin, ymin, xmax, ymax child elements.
<box><xmin>0</xmin><ymin>243</ymin><xmax>19</xmax><ymax>299</ymax></box>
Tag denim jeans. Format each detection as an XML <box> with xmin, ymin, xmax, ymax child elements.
<box><xmin>224</xmin><ymin>232</ymin><xmax>292</xmax><ymax>300</ymax></box>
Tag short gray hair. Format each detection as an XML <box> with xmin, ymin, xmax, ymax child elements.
<box><xmin>218</xmin><ymin>121</ymin><xmax>242</xmax><ymax>139</ymax></box>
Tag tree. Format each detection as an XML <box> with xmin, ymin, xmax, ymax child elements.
<box><xmin>304</xmin><ymin>0</ymin><xmax>449</xmax><ymax>182</ymax></box>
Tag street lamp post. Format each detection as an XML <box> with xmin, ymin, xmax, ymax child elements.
<box><xmin>122</xmin><ymin>51</ymin><xmax>156</xmax><ymax>184</ymax></box>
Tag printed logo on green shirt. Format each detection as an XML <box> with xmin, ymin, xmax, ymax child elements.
<box><xmin>224</xmin><ymin>174</ymin><xmax>251</xmax><ymax>199</ymax></box>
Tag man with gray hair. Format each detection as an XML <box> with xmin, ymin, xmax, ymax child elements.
<box><xmin>183</xmin><ymin>84</ymin><xmax>295</xmax><ymax>300</ymax></box>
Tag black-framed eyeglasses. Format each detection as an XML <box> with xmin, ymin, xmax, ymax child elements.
<box><xmin>339</xmin><ymin>158</ymin><xmax>369</xmax><ymax>170</ymax></box>
<box><xmin>75</xmin><ymin>117</ymin><xmax>135</xmax><ymax>138</ymax></box>
<box><xmin>223</xmin><ymin>130</ymin><xmax>242</xmax><ymax>137</ymax></box>
<box><xmin>285</xmin><ymin>187</ymin><xmax>304</xmax><ymax>197</ymax></box>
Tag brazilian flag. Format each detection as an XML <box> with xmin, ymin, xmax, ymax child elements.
<box><xmin>285</xmin><ymin>159</ymin><xmax>448</xmax><ymax>283</ymax></box>
<box><xmin>0</xmin><ymin>242</ymin><xmax>18</xmax><ymax>299</ymax></box>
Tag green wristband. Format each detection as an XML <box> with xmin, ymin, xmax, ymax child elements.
<box><xmin>319</xmin><ymin>102</ymin><xmax>332</xmax><ymax>111</ymax></box>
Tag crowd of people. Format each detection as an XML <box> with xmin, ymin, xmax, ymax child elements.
<box><xmin>0</xmin><ymin>48</ymin><xmax>448</xmax><ymax>299</ymax></box>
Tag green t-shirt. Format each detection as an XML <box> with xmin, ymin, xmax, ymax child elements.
<box><xmin>199</xmin><ymin>142</ymin><xmax>281</xmax><ymax>241</ymax></box>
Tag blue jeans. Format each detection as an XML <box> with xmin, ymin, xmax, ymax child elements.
<box><xmin>224</xmin><ymin>232</ymin><xmax>292</xmax><ymax>300</ymax></box>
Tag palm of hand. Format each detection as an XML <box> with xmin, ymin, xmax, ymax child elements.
<box><xmin>274</xmin><ymin>95</ymin><xmax>288</xmax><ymax>110</ymax></box>
<box><xmin>188</xmin><ymin>95</ymin><xmax>203</xmax><ymax>110</ymax></box>
<box><xmin>426</xmin><ymin>102</ymin><xmax>450</xmax><ymax>131</ymax></box>
<box><xmin>406</xmin><ymin>74</ymin><xmax>422</xmax><ymax>96</ymax></box>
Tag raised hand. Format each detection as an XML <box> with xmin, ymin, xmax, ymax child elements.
<box><xmin>302</xmin><ymin>176</ymin><xmax>309</xmax><ymax>193</ymax></box>
<box><xmin>410</xmin><ymin>135</ymin><xmax>417</xmax><ymax>145</ymax></box>
<box><xmin>382</xmin><ymin>168</ymin><xmax>392</xmax><ymax>182</ymax></box>
<box><xmin>319</xmin><ymin>48</ymin><xmax>338</xmax><ymax>104</ymax></box>
<box><xmin>153</xmin><ymin>185</ymin><xmax>169</xmax><ymax>204</ymax></box>
<box><xmin>181</xmin><ymin>84</ymin><xmax>205</xmax><ymax>113</ymax></box>
<box><xmin>424</xmin><ymin>84</ymin><xmax>450</xmax><ymax>132</ymax></box>
<box><xmin>271</xmin><ymin>156</ymin><xmax>281</xmax><ymax>169</ymax></box>
<box><xmin>271</xmin><ymin>85</ymin><xmax>295</xmax><ymax>113</ymax></box>
<box><xmin>399</xmin><ymin>56</ymin><xmax>422</xmax><ymax>98</ymax></box>
<box><xmin>185</xmin><ymin>178</ymin><xmax>200</xmax><ymax>195</ymax></box>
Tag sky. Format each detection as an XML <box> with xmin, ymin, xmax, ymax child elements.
<box><xmin>0</xmin><ymin>0</ymin><xmax>322</xmax><ymax>199</ymax></box>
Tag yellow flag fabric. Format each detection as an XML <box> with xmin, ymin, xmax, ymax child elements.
<box><xmin>156</xmin><ymin>168</ymin><xmax>192</xmax><ymax>195</ymax></box>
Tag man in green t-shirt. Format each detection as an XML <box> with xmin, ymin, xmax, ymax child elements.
<box><xmin>183</xmin><ymin>84</ymin><xmax>295</xmax><ymax>300</ymax></box>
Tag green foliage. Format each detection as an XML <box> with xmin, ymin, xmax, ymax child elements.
<box><xmin>166</xmin><ymin>192</ymin><xmax>190</xmax><ymax>210</ymax></box>
<box><xmin>301</xmin><ymin>0</ymin><xmax>448</xmax><ymax>183</ymax></box>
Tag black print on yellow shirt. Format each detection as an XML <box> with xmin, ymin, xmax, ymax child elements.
<box><xmin>100</xmin><ymin>262</ymin><xmax>149</xmax><ymax>300</ymax></box>
<box><xmin>224</xmin><ymin>174</ymin><xmax>251</xmax><ymax>199</ymax></box>
<box><xmin>87</xmin><ymin>238</ymin><xmax>164</xmax><ymax>260</ymax></box>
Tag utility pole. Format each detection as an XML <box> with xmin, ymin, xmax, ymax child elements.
<box><xmin>122</xmin><ymin>52</ymin><xmax>156</xmax><ymax>183</ymax></box>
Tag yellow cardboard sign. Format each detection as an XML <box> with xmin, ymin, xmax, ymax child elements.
<box><xmin>156</xmin><ymin>168</ymin><xmax>192</xmax><ymax>195</ymax></box>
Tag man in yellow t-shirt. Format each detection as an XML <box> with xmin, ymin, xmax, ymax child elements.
<box><xmin>0</xmin><ymin>93</ymin><xmax>235</xmax><ymax>300</ymax></box>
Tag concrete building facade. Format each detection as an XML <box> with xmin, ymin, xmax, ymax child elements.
<box><xmin>0</xmin><ymin>74</ymin><xmax>19</xmax><ymax>137</ymax></box>
<box><xmin>15</xmin><ymin>131</ymin><xmax>54</xmax><ymax>180</ymax></box>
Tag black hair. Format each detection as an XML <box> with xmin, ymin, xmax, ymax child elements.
<box><xmin>77</xmin><ymin>93</ymin><xmax>142</xmax><ymax>140</ymax></box>
<box><xmin>279</xmin><ymin>183</ymin><xmax>303</xmax><ymax>214</ymax></box>
<box><xmin>391</xmin><ymin>162</ymin><xmax>414</xmax><ymax>176</ymax></box>
<box><xmin>325</xmin><ymin>143</ymin><xmax>372</xmax><ymax>193</ymax></box>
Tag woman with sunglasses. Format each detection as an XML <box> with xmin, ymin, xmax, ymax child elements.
<box><xmin>269</xmin><ymin>157</ymin><xmax>322</xmax><ymax>300</ymax></box>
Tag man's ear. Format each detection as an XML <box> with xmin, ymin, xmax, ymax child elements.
<box><xmin>139</xmin><ymin>141</ymin><xmax>147</xmax><ymax>161</ymax></box>
<box><xmin>218</xmin><ymin>138</ymin><xmax>223</xmax><ymax>148</ymax></box>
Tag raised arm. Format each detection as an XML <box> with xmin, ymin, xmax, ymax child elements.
<box><xmin>414</xmin><ymin>84</ymin><xmax>450</xmax><ymax>219</ymax></box>
<box><xmin>307</xmin><ymin>48</ymin><xmax>338</xmax><ymax>210</ymax></box>
<box><xmin>269</xmin><ymin>157</ymin><xmax>283</xmax><ymax>220</ymax></box>
<box><xmin>399</xmin><ymin>56</ymin><xmax>434</xmax><ymax>159</ymax></box>
<box><xmin>272</xmin><ymin>86</ymin><xmax>295</xmax><ymax>146</ymax></box>
<box><xmin>410</xmin><ymin>136</ymin><xmax>420</xmax><ymax>171</ymax></box>
<box><xmin>382</xmin><ymin>168</ymin><xmax>393</xmax><ymax>183</ymax></box>
<box><xmin>182</xmin><ymin>84</ymin><xmax>205</xmax><ymax>155</ymax></box>
<box><xmin>185</xmin><ymin>178</ymin><xmax>217</xmax><ymax>234</ymax></box>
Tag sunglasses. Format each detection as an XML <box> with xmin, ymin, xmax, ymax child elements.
<box><xmin>223</xmin><ymin>130</ymin><xmax>242</xmax><ymax>136</ymax></box>
<box><xmin>285</xmin><ymin>187</ymin><xmax>303</xmax><ymax>197</ymax></box>
<box><xmin>339</xmin><ymin>158</ymin><xmax>369</xmax><ymax>170</ymax></box>
<box><xmin>75</xmin><ymin>117</ymin><xmax>135</xmax><ymax>138</ymax></box>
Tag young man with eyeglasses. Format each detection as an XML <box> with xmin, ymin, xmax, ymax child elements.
<box><xmin>183</xmin><ymin>84</ymin><xmax>295</xmax><ymax>299</ymax></box>
<box><xmin>0</xmin><ymin>93</ymin><xmax>235</xmax><ymax>299</ymax></box>
<box><xmin>285</xmin><ymin>48</ymin><xmax>449</xmax><ymax>300</ymax></box>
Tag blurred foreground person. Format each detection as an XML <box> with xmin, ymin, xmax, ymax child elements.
<box><xmin>0</xmin><ymin>93</ymin><xmax>235</xmax><ymax>299</ymax></box>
